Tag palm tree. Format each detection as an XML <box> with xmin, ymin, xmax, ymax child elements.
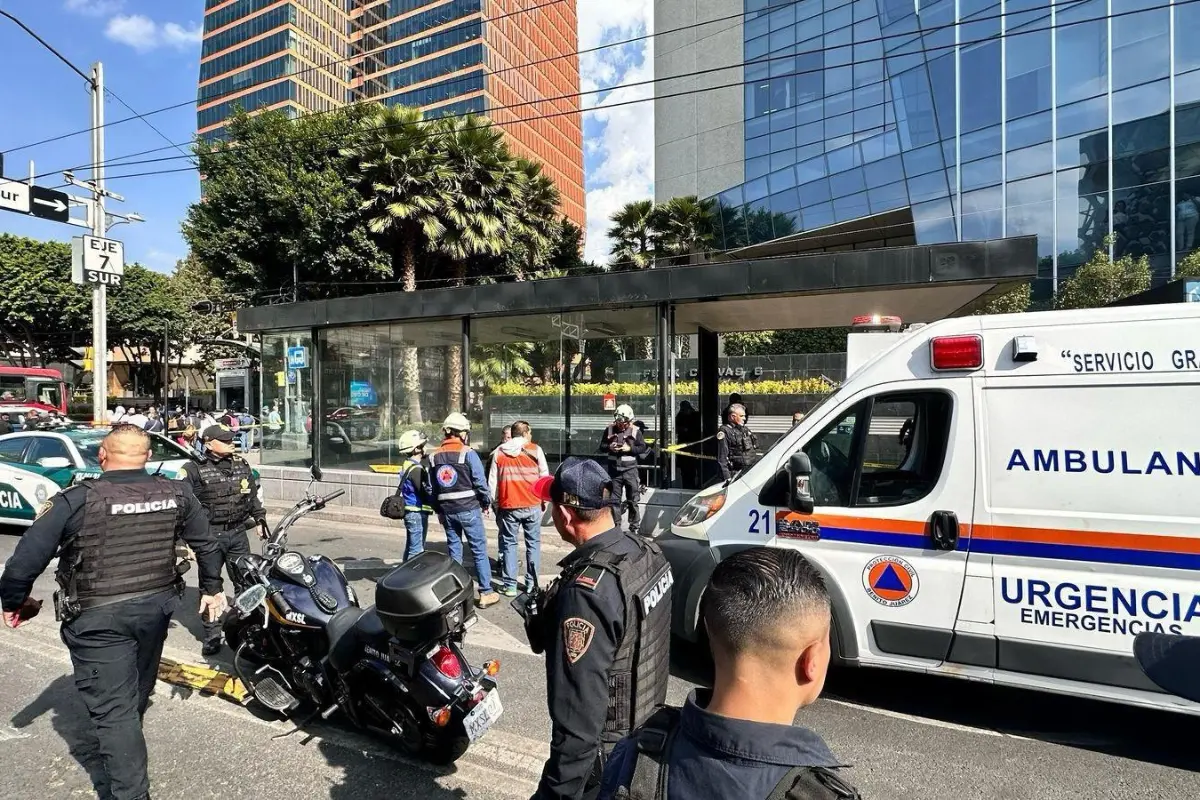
<box><xmin>607</xmin><ymin>199</ymin><xmax>657</xmax><ymax>270</ymax></box>
<box><xmin>471</xmin><ymin>342</ymin><xmax>534</xmax><ymax>389</ymax></box>
<box><xmin>510</xmin><ymin>160</ymin><xmax>562</xmax><ymax>281</ymax></box>
<box><xmin>653</xmin><ymin>195</ymin><xmax>716</xmax><ymax>264</ymax></box>
<box><xmin>343</xmin><ymin>105</ymin><xmax>454</xmax><ymax>423</ymax></box>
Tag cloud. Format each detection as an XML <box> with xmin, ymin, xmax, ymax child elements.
<box><xmin>64</xmin><ymin>0</ymin><xmax>125</xmax><ymax>16</ymax></box>
<box><xmin>105</xmin><ymin>14</ymin><xmax>203</xmax><ymax>53</ymax></box>
<box><xmin>579</xmin><ymin>6</ymin><xmax>656</xmax><ymax>265</ymax></box>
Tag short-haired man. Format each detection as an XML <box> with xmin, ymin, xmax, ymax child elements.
<box><xmin>598</xmin><ymin>547</ymin><xmax>860</xmax><ymax>800</ymax></box>
<box><xmin>488</xmin><ymin>420</ymin><xmax>549</xmax><ymax>597</ymax></box>
<box><xmin>716</xmin><ymin>403</ymin><xmax>758</xmax><ymax>482</ymax></box>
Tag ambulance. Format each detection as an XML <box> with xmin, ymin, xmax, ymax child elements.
<box><xmin>660</xmin><ymin>303</ymin><xmax>1200</xmax><ymax>714</ymax></box>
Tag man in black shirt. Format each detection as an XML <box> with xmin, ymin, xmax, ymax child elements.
<box><xmin>0</xmin><ymin>425</ymin><xmax>226</xmax><ymax>800</ymax></box>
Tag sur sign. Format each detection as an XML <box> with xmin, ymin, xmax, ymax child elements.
<box><xmin>0</xmin><ymin>178</ymin><xmax>71</xmax><ymax>224</ymax></box>
<box><xmin>71</xmin><ymin>235</ymin><xmax>125</xmax><ymax>287</ymax></box>
<box><xmin>287</xmin><ymin>346</ymin><xmax>309</xmax><ymax>369</ymax></box>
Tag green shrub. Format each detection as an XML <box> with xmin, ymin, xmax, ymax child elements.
<box><xmin>485</xmin><ymin>377</ymin><xmax>835</xmax><ymax>397</ymax></box>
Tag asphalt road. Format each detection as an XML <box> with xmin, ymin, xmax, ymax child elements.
<box><xmin>0</xmin><ymin>517</ymin><xmax>1197</xmax><ymax>800</ymax></box>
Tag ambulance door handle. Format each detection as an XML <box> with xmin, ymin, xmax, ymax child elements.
<box><xmin>928</xmin><ymin>510</ymin><xmax>959</xmax><ymax>551</ymax></box>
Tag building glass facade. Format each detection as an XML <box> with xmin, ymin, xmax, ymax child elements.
<box><xmin>197</xmin><ymin>0</ymin><xmax>584</xmax><ymax>229</ymax></box>
<box><xmin>717</xmin><ymin>0</ymin><xmax>1200</xmax><ymax>293</ymax></box>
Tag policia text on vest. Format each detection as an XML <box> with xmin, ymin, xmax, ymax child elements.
<box><xmin>0</xmin><ymin>436</ymin><xmax>226</xmax><ymax>800</ymax></box>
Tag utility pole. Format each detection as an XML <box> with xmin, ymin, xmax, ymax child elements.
<box><xmin>91</xmin><ymin>62</ymin><xmax>107</xmax><ymax>425</ymax></box>
<box><xmin>163</xmin><ymin>319</ymin><xmax>170</xmax><ymax>405</ymax></box>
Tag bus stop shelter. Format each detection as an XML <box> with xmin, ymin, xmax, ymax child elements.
<box><xmin>237</xmin><ymin>236</ymin><xmax>1036</xmax><ymax>516</ymax></box>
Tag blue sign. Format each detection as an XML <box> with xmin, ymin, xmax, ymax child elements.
<box><xmin>349</xmin><ymin>380</ymin><xmax>378</xmax><ymax>407</ymax></box>
<box><xmin>1186</xmin><ymin>281</ymin><xmax>1200</xmax><ymax>303</ymax></box>
<box><xmin>286</xmin><ymin>369</ymin><xmax>297</xmax><ymax>385</ymax></box>
<box><xmin>286</xmin><ymin>346</ymin><xmax>308</xmax><ymax>369</ymax></box>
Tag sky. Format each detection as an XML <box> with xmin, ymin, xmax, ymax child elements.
<box><xmin>0</xmin><ymin>0</ymin><xmax>654</xmax><ymax>272</ymax></box>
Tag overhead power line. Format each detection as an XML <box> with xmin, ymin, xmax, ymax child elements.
<box><xmin>51</xmin><ymin>0</ymin><xmax>1106</xmax><ymax>184</ymax></box>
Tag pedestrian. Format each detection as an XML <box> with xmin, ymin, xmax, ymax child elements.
<box><xmin>488</xmin><ymin>420</ymin><xmax>549</xmax><ymax>597</ymax></box>
<box><xmin>674</xmin><ymin>400</ymin><xmax>701</xmax><ymax>490</ymax></box>
<box><xmin>0</xmin><ymin>413</ymin><xmax>11</xmax><ymax>436</ymax></box>
<box><xmin>792</xmin><ymin>411</ymin><xmax>805</xmax><ymax>429</ymax></box>
<box><xmin>124</xmin><ymin>406</ymin><xmax>150</xmax><ymax>430</ymax></box>
<box><xmin>716</xmin><ymin>403</ymin><xmax>758</xmax><ymax>482</ymax></box>
<box><xmin>0</xmin><ymin>425</ymin><xmax>227</xmax><ymax>800</ymax></box>
<box><xmin>265</xmin><ymin>404</ymin><xmax>283</xmax><ymax>449</ymax></box>
<box><xmin>598</xmin><ymin>547</ymin><xmax>860</xmax><ymax>800</ymax></box>
<box><xmin>521</xmin><ymin>457</ymin><xmax>673</xmax><ymax>800</ymax></box>
<box><xmin>599</xmin><ymin>405</ymin><xmax>647</xmax><ymax>535</ymax></box>
<box><xmin>395</xmin><ymin>429</ymin><xmax>434</xmax><ymax>561</ymax></box>
<box><xmin>429</xmin><ymin>412</ymin><xmax>500</xmax><ymax>608</ymax></box>
<box><xmin>501</xmin><ymin>424</ymin><xmax>513</xmax><ymax>444</ymax></box>
<box><xmin>177</xmin><ymin>424</ymin><xmax>267</xmax><ymax>657</ymax></box>
<box><xmin>145</xmin><ymin>407</ymin><xmax>165</xmax><ymax>434</ymax></box>
<box><xmin>22</xmin><ymin>409</ymin><xmax>41</xmax><ymax>431</ymax></box>
<box><xmin>238</xmin><ymin>407</ymin><xmax>254</xmax><ymax>450</ymax></box>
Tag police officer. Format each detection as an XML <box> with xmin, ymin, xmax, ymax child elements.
<box><xmin>521</xmin><ymin>457</ymin><xmax>673</xmax><ymax>800</ymax></box>
<box><xmin>716</xmin><ymin>402</ymin><xmax>758</xmax><ymax>482</ymax></box>
<box><xmin>0</xmin><ymin>425</ymin><xmax>226</xmax><ymax>800</ymax></box>
<box><xmin>599</xmin><ymin>405</ymin><xmax>647</xmax><ymax>534</ymax></box>
<box><xmin>177</xmin><ymin>424</ymin><xmax>266</xmax><ymax>656</ymax></box>
<box><xmin>597</xmin><ymin>547</ymin><xmax>861</xmax><ymax>800</ymax></box>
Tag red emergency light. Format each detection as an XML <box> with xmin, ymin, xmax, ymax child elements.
<box><xmin>851</xmin><ymin>314</ymin><xmax>903</xmax><ymax>331</ymax></box>
<box><xmin>930</xmin><ymin>335</ymin><xmax>984</xmax><ymax>370</ymax></box>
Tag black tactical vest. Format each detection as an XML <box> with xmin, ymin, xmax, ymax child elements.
<box><xmin>194</xmin><ymin>456</ymin><xmax>254</xmax><ymax>526</ymax></box>
<box><xmin>721</xmin><ymin>423</ymin><xmax>757</xmax><ymax>468</ymax></box>
<box><xmin>62</xmin><ymin>478</ymin><xmax>183</xmax><ymax>601</ymax></box>
<box><xmin>430</xmin><ymin>443</ymin><xmax>479</xmax><ymax>516</ymax></box>
<box><xmin>545</xmin><ymin>535</ymin><xmax>673</xmax><ymax>745</ymax></box>
<box><xmin>604</xmin><ymin>424</ymin><xmax>640</xmax><ymax>473</ymax></box>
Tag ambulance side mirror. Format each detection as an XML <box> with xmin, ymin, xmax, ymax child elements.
<box><xmin>787</xmin><ymin>452</ymin><xmax>815</xmax><ymax>515</ymax></box>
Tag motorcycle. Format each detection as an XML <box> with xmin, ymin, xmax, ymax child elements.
<box><xmin>224</xmin><ymin>466</ymin><xmax>504</xmax><ymax>764</ymax></box>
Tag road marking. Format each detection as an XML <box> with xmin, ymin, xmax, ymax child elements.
<box><xmin>0</xmin><ymin>726</ymin><xmax>30</xmax><ymax>742</ymax></box>
<box><xmin>824</xmin><ymin>698</ymin><xmax>1029</xmax><ymax>739</ymax></box>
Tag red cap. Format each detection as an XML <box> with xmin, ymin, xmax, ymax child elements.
<box><xmin>533</xmin><ymin>475</ymin><xmax>555</xmax><ymax>502</ymax></box>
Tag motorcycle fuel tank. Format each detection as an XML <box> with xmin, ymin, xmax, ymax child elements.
<box><xmin>269</xmin><ymin>553</ymin><xmax>356</xmax><ymax>628</ymax></box>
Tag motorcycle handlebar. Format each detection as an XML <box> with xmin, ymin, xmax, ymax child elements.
<box><xmin>319</xmin><ymin>489</ymin><xmax>346</xmax><ymax>504</ymax></box>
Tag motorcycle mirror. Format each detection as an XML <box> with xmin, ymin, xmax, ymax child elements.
<box><xmin>234</xmin><ymin>584</ymin><xmax>269</xmax><ymax>616</ymax></box>
<box><xmin>310</xmin><ymin>465</ymin><xmax>323</xmax><ymax>482</ymax></box>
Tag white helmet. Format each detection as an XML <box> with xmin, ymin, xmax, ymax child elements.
<box><xmin>442</xmin><ymin>412</ymin><xmax>472</xmax><ymax>432</ymax></box>
<box><xmin>615</xmin><ymin>404</ymin><xmax>634</xmax><ymax>421</ymax></box>
<box><xmin>397</xmin><ymin>429</ymin><xmax>427</xmax><ymax>454</ymax></box>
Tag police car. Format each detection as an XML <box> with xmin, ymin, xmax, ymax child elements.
<box><xmin>661</xmin><ymin>303</ymin><xmax>1200</xmax><ymax>715</ymax></box>
<box><xmin>0</xmin><ymin>427</ymin><xmax>251</xmax><ymax>527</ymax></box>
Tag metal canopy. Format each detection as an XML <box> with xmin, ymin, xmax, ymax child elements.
<box><xmin>237</xmin><ymin>236</ymin><xmax>1038</xmax><ymax>334</ymax></box>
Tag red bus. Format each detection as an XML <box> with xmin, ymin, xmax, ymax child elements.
<box><xmin>0</xmin><ymin>366</ymin><xmax>69</xmax><ymax>415</ymax></box>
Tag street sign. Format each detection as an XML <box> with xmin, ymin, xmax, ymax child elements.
<box><xmin>286</xmin><ymin>369</ymin><xmax>297</xmax><ymax>385</ymax></box>
<box><xmin>0</xmin><ymin>179</ymin><xmax>30</xmax><ymax>215</ymax></box>
<box><xmin>286</xmin><ymin>346</ymin><xmax>309</xmax><ymax>369</ymax></box>
<box><xmin>214</xmin><ymin>358</ymin><xmax>250</xmax><ymax>370</ymax></box>
<box><xmin>29</xmin><ymin>185</ymin><xmax>70</xmax><ymax>223</ymax></box>
<box><xmin>71</xmin><ymin>235</ymin><xmax>124</xmax><ymax>287</ymax></box>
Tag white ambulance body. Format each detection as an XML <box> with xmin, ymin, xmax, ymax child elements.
<box><xmin>660</xmin><ymin>303</ymin><xmax>1200</xmax><ymax>714</ymax></box>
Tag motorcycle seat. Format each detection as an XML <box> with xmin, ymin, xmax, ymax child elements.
<box><xmin>326</xmin><ymin>606</ymin><xmax>387</xmax><ymax>672</ymax></box>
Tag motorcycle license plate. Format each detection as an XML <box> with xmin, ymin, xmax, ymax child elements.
<box><xmin>463</xmin><ymin>689</ymin><xmax>503</xmax><ymax>743</ymax></box>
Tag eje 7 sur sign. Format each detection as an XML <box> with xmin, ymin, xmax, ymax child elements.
<box><xmin>71</xmin><ymin>235</ymin><xmax>125</xmax><ymax>287</ymax></box>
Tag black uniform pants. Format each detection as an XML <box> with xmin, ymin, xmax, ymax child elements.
<box><xmin>201</xmin><ymin>527</ymin><xmax>251</xmax><ymax>643</ymax></box>
<box><xmin>60</xmin><ymin>589</ymin><xmax>179</xmax><ymax>800</ymax></box>
<box><xmin>610</xmin><ymin>469</ymin><xmax>641</xmax><ymax>533</ymax></box>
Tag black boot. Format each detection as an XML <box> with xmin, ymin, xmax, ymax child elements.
<box><xmin>201</xmin><ymin>639</ymin><xmax>222</xmax><ymax>657</ymax></box>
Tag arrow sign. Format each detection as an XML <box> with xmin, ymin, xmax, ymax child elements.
<box><xmin>0</xmin><ymin>179</ymin><xmax>30</xmax><ymax>215</ymax></box>
<box><xmin>29</xmin><ymin>186</ymin><xmax>70</xmax><ymax>223</ymax></box>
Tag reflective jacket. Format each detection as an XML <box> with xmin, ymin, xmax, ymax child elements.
<box><xmin>399</xmin><ymin>457</ymin><xmax>433</xmax><ymax>513</ymax></box>
<box><xmin>490</xmin><ymin>439</ymin><xmax>548</xmax><ymax>510</ymax></box>
<box><xmin>429</xmin><ymin>438</ymin><xmax>489</xmax><ymax>516</ymax></box>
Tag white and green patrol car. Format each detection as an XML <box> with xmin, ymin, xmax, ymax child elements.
<box><xmin>0</xmin><ymin>427</ymin><xmax>221</xmax><ymax>527</ymax></box>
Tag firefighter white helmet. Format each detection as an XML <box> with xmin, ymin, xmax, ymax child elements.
<box><xmin>397</xmin><ymin>429</ymin><xmax>427</xmax><ymax>454</ymax></box>
<box><xmin>615</xmin><ymin>404</ymin><xmax>635</xmax><ymax>421</ymax></box>
<box><xmin>442</xmin><ymin>412</ymin><xmax>472</xmax><ymax>433</ymax></box>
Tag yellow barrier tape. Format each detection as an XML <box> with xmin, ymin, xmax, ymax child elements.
<box><xmin>157</xmin><ymin>657</ymin><xmax>251</xmax><ymax>705</ymax></box>
<box><xmin>368</xmin><ymin>464</ymin><xmax>403</xmax><ymax>474</ymax></box>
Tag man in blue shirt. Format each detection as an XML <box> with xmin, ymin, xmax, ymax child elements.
<box><xmin>597</xmin><ymin>547</ymin><xmax>860</xmax><ymax>800</ymax></box>
<box><xmin>429</xmin><ymin>412</ymin><xmax>499</xmax><ymax>608</ymax></box>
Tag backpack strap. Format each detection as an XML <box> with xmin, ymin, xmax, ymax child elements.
<box><xmin>619</xmin><ymin>705</ymin><xmax>681</xmax><ymax>800</ymax></box>
<box><xmin>766</xmin><ymin>766</ymin><xmax>861</xmax><ymax>800</ymax></box>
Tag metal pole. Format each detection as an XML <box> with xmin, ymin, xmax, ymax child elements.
<box><xmin>162</xmin><ymin>319</ymin><xmax>169</xmax><ymax>404</ymax></box>
<box><xmin>91</xmin><ymin>62</ymin><xmax>108</xmax><ymax>424</ymax></box>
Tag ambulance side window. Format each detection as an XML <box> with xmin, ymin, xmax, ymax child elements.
<box><xmin>800</xmin><ymin>391</ymin><xmax>952</xmax><ymax>509</ymax></box>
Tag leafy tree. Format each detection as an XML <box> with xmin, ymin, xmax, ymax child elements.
<box><xmin>545</xmin><ymin>218</ymin><xmax>591</xmax><ymax>275</ymax></box>
<box><xmin>1176</xmin><ymin>248</ymin><xmax>1200</xmax><ymax>278</ymax></box>
<box><xmin>1055</xmin><ymin>238</ymin><xmax>1151</xmax><ymax>309</ymax></box>
<box><xmin>652</xmin><ymin>196</ymin><xmax>716</xmax><ymax>265</ymax></box>
<box><xmin>170</xmin><ymin>255</ymin><xmax>244</xmax><ymax>368</ymax></box>
<box><xmin>970</xmin><ymin>283</ymin><xmax>1032</xmax><ymax>316</ymax></box>
<box><xmin>0</xmin><ymin>234</ymin><xmax>90</xmax><ymax>364</ymax></box>
<box><xmin>724</xmin><ymin>327</ymin><xmax>851</xmax><ymax>357</ymax></box>
<box><xmin>608</xmin><ymin>200</ymin><xmax>657</xmax><ymax>270</ymax></box>
<box><xmin>106</xmin><ymin>264</ymin><xmax>188</xmax><ymax>400</ymax></box>
<box><xmin>183</xmin><ymin>106</ymin><xmax>389</xmax><ymax>302</ymax></box>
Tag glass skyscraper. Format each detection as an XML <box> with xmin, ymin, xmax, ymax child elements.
<box><xmin>656</xmin><ymin>0</ymin><xmax>1200</xmax><ymax>294</ymax></box>
<box><xmin>198</xmin><ymin>0</ymin><xmax>584</xmax><ymax>228</ymax></box>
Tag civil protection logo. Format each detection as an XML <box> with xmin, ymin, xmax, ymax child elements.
<box><xmin>435</xmin><ymin>465</ymin><xmax>459</xmax><ymax>488</ymax></box>
<box><xmin>862</xmin><ymin>555</ymin><xmax>919</xmax><ymax>607</ymax></box>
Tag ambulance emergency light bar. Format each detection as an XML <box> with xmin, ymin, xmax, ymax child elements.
<box><xmin>930</xmin><ymin>334</ymin><xmax>984</xmax><ymax>370</ymax></box>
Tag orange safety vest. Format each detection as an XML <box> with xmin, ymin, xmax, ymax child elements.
<box><xmin>494</xmin><ymin>444</ymin><xmax>544</xmax><ymax>510</ymax></box>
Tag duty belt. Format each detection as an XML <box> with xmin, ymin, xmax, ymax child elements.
<box><xmin>76</xmin><ymin>584</ymin><xmax>180</xmax><ymax>612</ymax></box>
